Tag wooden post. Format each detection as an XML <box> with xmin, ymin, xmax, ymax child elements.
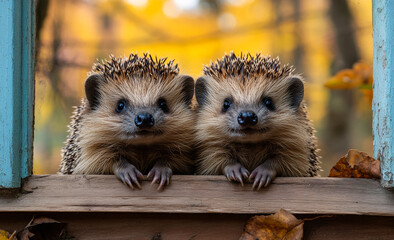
<box><xmin>0</xmin><ymin>1</ymin><xmax>35</xmax><ymax>188</ymax></box>
<box><xmin>373</xmin><ymin>0</ymin><xmax>394</xmax><ymax>188</ymax></box>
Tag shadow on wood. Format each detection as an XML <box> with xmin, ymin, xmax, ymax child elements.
<box><xmin>0</xmin><ymin>213</ymin><xmax>393</xmax><ymax>240</ymax></box>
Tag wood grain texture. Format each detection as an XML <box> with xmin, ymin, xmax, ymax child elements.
<box><xmin>0</xmin><ymin>175</ymin><xmax>393</xmax><ymax>215</ymax></box>
<box><xmin>0</xmin><ymin>213</ymin><xmax>393</xmax><ymax>240</ymax></box>
<box><xmin>373</xmin><ymin>0</ymin><xmax>394</xmax><ymax>188</ymax></box>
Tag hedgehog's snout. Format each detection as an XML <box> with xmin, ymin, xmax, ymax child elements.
<box><xmin>135</xmin><ymin>112</ymin><xmax>155</xmax><ymax>128</ymax></box>
<box><xmin>237</xmin><ymin>111</ymin><xmax>258</xmax><ymax>127</ymax></box>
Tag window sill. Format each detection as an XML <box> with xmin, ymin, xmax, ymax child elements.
<box><xmin>0</xmin><ymin>175</ymin><xmax>392</xmax><ymax>216</ymax></box>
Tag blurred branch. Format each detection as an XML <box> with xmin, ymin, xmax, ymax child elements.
<box><xmin>291</xmin><ymin>0</ymin><xmax>304</xmax><ymax>73</ymax></box>
<box><xmin>36</xmin><ymin>57</ymin><xmax>91</xmax><ymax>72</ymax></box>
<box><xmin>329</xmin><ymin>0</ymin><xmax>360</xmax><ymax>67</ymax></box>
<box><xmin>35</xmin><ymin>0</ymin><xmax>50</xmax><ymax>54</ymax></box>
<box><xmin>37</xmin><ymin>0</ymin><xmax>76</xmax><ymax>110</ymax></box>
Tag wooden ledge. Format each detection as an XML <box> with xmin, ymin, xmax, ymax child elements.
<box><xmin>0</xmin><ymin>175</ymin><xmax>393</xmax><ymax>215</ymax></box>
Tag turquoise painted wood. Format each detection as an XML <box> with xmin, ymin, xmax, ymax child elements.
<box><xmin>0</xmin><ymin>0</ymin><xmax>35</xmax><ymax>188</ymax></box>
<box><xmin>373</xmin><ymin>0</ymin><xmax>394</xmax><ymax>188</ymax></box>
<box><xmin>20</xmin><ymin>0</ymin><xmax>35</xmax><ymax>179</ymax></box>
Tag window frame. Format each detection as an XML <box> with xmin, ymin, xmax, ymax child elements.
<box><xmin>372</xmin><ymin>0</ymin><xmax>394</xmax><ymax>188</ymax></box>
<box><xmin>0</xmin><ymin>0</ymin><xmax>393</xmax><ymax>189</ymax></box>
<box><xmin>0</xmin><ymin>0</ymin><xmax>34</xmax><ymax>188</ymax></box>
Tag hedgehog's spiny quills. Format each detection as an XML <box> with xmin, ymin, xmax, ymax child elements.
<box><xmin>91</xmin><ymin>53</ymin><xmax>179</xmax><ymax>82</ymax></box>
<box><xmin>196</xmin><ymin>53</ymin><xmax>320</xmax><ymax>182</ymax></box>
<box><xmin>204</xmin><ymin>52</ymin><xmax>294</xmax><ymax>83</ymax></box>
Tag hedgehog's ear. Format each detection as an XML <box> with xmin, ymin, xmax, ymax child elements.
<box><xmin>178</xmin><ymin>75</ymin><xmax>195</xmax><ymax>106</ymax></box>
<box><xmin>195</xmin><ymin>77</ymin><xmax>209</xmax><ymax>106</ymax></box>
<box><xmin>287</xmin><ymin>76</ymin><xmax>304</xmax><ymax>110</ymax></box>
<box><xmin>85</xmin><ymin>74</ymin><xmax>103</xmax><ymax>110</ymax></box>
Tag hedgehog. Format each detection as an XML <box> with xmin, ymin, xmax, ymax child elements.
<box><xmin>59</xmin><ymin>53</ymin><xmax>195</xmax><ymax>190</ymax></box>
<box><xmin>194</xmin><ymin>52</ymin><xmax>320</xmax><ymax>190</ymax></box>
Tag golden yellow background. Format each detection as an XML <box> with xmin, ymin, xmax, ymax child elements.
<box><xmin>34</xmin><ymin>0</ymin><xmax>373</xmax><ymax>175</ymax></box>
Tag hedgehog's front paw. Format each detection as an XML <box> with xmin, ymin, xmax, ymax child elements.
<box><xmin>249</xmin><ymin>164</ymin><xmax>277</xmax><ymax>190</ymax></box>
<box><xmin>224</xmin><ymin>163</ymin><xmax>249</xmax><ymax>186</ymax></box>
<box><xmin>114</xmin><ymin>163</ymin><xmax>144</xmax><ymax>190</ymax></box>
<box><xmin>147</xmin><ymin>164</ymin><xmax>173</xmax><ymax>191</ymax></box>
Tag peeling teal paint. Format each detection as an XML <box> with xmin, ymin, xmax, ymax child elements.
<box><xmin>0</xmin><ymin>0</ymin><xmax>35</xmax><ymax>188</ymax></box>
<box><xmin>373</xmin><ymin>0</ymin><xmax>394</xmax><ymax>188</ymax></box>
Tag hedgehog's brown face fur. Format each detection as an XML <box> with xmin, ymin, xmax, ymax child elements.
<box><xmin>195</xmin><ymin>53</ymin><xmax>305</xmax><ymax>144</ymax></box>
<box><xmin>82</xmin><ymin>54</ymin><xmax>194</xmax><ymax>146</ymax></box>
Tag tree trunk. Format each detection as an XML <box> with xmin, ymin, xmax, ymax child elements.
<box><xmin>324</xmin><ymin>0</ymin><xmax>360</xmax><ymax>171</ymax></box>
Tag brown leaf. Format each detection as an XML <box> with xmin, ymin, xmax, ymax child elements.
<box><xmin>240</xmin><ymin>209</ymin><xmax>303</xmax><ymax>240</ymax></box>
<box><xmin>329</xmin><ymin>149</ymin><xmax>381</xmax><ymax>178</ymax></box>
<box><xmin>17</xmin><ymin>217</ymin><xmax>67</xmax><ymax>240</ymax></box>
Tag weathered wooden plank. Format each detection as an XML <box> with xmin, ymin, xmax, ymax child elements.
<box><xmin>373</xmin><ymin>0</ymin><xmax>394</xmax><ymax>188</ymax></box>
<box><xmin>0</xmin><ymin>175</ymin><xmax>393</xmax><ymax>215</ymax></box>
<box><xmin>0</xmin><ymin>213</ymin><xmax>393</xmax><ymax>240</ymax></box>
<box><xmin>0</xmin><ymin>0</ymin><xmax>35</xmax><ymax>188</ymax></box>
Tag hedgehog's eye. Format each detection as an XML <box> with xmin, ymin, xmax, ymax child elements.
<box><xmin>158</xmin><ymin>98</ymin><xmax>169</xmax><ymax>113</ymax></box>
<box><xmin>115</xmin><ymin>99</ymin><xmax>126</xmax><ymax>113</ymax></box>
<box><xmin>222</xmin><ymin>98</ymin><xmax>232</xmax><ymax>112</ymax></box>
<box><xmin>263</xmin><ymin>97</ymin><xmax>275</xmax><ymax>111</ymax></box>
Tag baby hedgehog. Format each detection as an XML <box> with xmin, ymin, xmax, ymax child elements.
<box><xmin>195</xmin><ymin>52</ymin><xmax>320</xmax><ymax>190</ymax></box>
<box><xmin>59</xmin><ymin>53</ymin><xmax>195</xmax><ymax>190</ymax></box>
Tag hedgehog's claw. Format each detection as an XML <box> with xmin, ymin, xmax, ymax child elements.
<box><xmin>224</xmin><ymin>163</ymin><xmax>249</xmax><ymax>186</ymax></box>
<box><xmin>249</xmin><ymin>164</ymin><xmax>277</xmax><ymax>190</ymax></box>
<box><xmin>148</xmin><ymin>164</ymin><xmax>172</xmax><ymax>191</ymax></box>
<box><xmin>114</xmin><ymin>162</ymin><xmax>143</xmax><ymax>190</ymax></box>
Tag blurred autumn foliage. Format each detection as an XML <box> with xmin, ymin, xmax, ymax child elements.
<box><xmin>325</xmin><ymin>62</ymin><xmax>373</xmax><ymax>103</ymax></box>
<box><xmin>0</xmin><ymin>230</ymin><xmax>16</xmax><ymax>240</ymax></box>
<box><xmin>34</xmin><ymin>0</ymin><xmax>374</xmax><ymax>174</ymax></box>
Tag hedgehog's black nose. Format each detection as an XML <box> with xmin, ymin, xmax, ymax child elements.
<box><xmin>135</xmin><ymin>113</ymin><xmax>154</xmax><ymax>128</ymax></box>
<box><xmin>238</xmin><ymin>111</ymin><xmax>258</xmax><ymax>126</ymax></box>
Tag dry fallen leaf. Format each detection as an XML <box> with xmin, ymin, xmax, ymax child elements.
<box><xmin>240</xmin><ymin>209</ymin><xmax>303</xmax><ymax>240</ymax></box>
<box><xmin>0</xmin><ymin>230</ymin><xmax>16</xmax><ymax>240</ymax></box>
<box><xmin>17</xmin><ymin>217</ymin><xmax>67</xmax><ymax>240</ymax></box>
<box><xmin>329</xmin><ymin>149</ymin><xmax>381</xmax><ymax>178</ymax></box>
